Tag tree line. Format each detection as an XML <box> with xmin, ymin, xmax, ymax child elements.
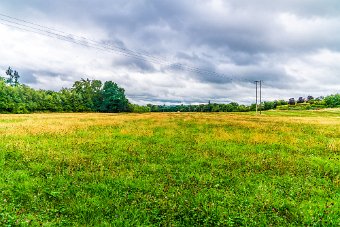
<box><xmin>0</xmin><ymin>67</ymin><xmax>130</xmax><ymax>113</ymax></box>
<box><xmin>146</xmin><ymin>95</ymin><xmax>340</xmax><ymax>113</ymax></box>
<box><xmin>1</xmin><ymin>67</ymin><xmax>339</xmax><ymax>113</ymax></box>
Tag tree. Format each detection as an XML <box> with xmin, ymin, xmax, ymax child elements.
<box><xmin>13</xmin><ymin>70</ymin><xmax>20</xmax><ymax>86</ymax></box>
<box><xmin>128</xmin><ymin>103</ymin><xmax>150</xmax><ymax>113</ymax></box>
<box><xmin>6</xmin><ymin>66</ymin><xmax>14</xmax><ymax>86</ymax></box>
<box><xmin>72</xmin><ymin>78</ymin><xmax>94</xmax><ymax>111</ymax></box>
<box><xmin>263</xmin><ymin>101</ymin><xmax>276</xmax><ymax>110</ymax></box>
<box><xmin>71</xmin><ymin>78</ymin><xmax>104</xmax><ymax>111</ymax></box>
<box><xmin>100</xmin><ymin>81</ymin><xmax>129</xmax><ymax>112</ymax></box>
<box><xmin>297</xmin><ymin>97</ymin><xmax>305</xmax><ymax>103</ymax></box>
<box><xmin>315</xmin><ymin>96</ymin><xmax>324</xmax><ymax>101</ymax></box>
<box><xmin>324</xmin><ymin>94</ymin><xmax>340</xmax><ymax>107</ymax></box>
<box><xmin>288</xmin><ymin>98</ymin><xmax>295</xmax><ymax>105</ymax></box>
<box><xmin>91</xmin><ymin>80</ymin><xmax>103</xmax><ymax>110</ymax></box>
<box><xmin>306</xmin><ymin>96</ymin><xmax>314</xmax><ymax>102</ymax></box>
<box><xmin>59</xmin><ymin>88</ymin><xmax>73</xmax><ymax>112</ymax></box>
<box><xmin>5</xmin><ymin>67</ymin><xmax>20</xmax><ymax>86</ymax></box>
<box><xmin>276</xmin><ymin>100</ymin><xmax>288</xmax><ymax>106</ymax></box>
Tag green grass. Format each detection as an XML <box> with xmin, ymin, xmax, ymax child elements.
<box><xmin>0</xmin><ymin>110</ymin><xmax>339</xmax><ymax>226</ymax></box>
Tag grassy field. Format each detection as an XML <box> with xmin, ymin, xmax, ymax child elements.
<box><xmin>0</xmin><ymin>110</ymin><xmax>339</xmax><ymax>226</ymax></box>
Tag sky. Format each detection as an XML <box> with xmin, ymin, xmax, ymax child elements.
<box><xmin>0</xmin><ymin>0</ymin><xmax>339</xmax><ymax>105</ymax></box>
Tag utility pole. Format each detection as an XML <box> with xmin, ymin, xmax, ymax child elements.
<box><xmin>254</xmin><ymin>81</ymin><xmax>259</xmax><ymax>114</ymax></box>
<box><xmin>259</xmin><ymin>80</ymin><xmax>262</xmax><ymax>115</ymax></box>
<box><xmin>254</xmin><ymin>80</ymin><xmax>263</xmax><ymax>115</ymax></box>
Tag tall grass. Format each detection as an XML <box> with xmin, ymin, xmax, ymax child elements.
<box><xmin>0</xmin><ymin>110</ymin><xmax>339</xmax><ymax>225</ymax></box>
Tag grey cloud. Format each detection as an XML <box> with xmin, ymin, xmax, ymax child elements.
<box><xmin>1</xmin><ymin>67</ymin><xmax>44</xmax><ymax>84</ymax></box>
<box><xmin>16</xmin><ymin>69</ymin><xmax>39</xmax><ymax>84</ymax></box>
<box><xmin>22</xmin><ymin>70</ymin><xmax>71</xmax><ymax>85</ymax></box>
<box><xmin>228</xmin><ymin>0</ymin><xmax>340</xmax><ymax>17</ymax></box>
<box><xmin>0</xmin><ymin>0</ymin><xmax>339</xmax><ymax>104</ymax></box>
<box><xmin>113</xmin><ymin>57</ymin><xmax>156</xmax><ymax>73</ymax></box>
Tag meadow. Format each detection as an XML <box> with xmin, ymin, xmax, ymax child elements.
<box><xmin>0</xmin><ymin>110</ymin><xmax>339</xmax><ymax>226</ymax></box>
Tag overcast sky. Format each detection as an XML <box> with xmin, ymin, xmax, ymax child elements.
<box><xmin>0</xmin><ymin>0</ymin><xmax>339</xmax><ymax>104</ymax></box>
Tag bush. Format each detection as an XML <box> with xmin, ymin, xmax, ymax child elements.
<box><xmin>324</xmin><ymin>94</ymin><xmax>340</xmax><ymax>108</ymax></box>
<box><xmin>128</xmin><ymin>104</ymin><xmax>151</xmax><ymax>113</ymax></box>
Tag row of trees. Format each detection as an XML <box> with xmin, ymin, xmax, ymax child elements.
<box><xmin>146</xmin><ymin>96</ymin><xmax>340</xmax><ymax>113</ymax></box>
<box><xmin>145</xmin><ymin>96</ymin><xmax>339</xmax><ymax>113</ymax></box>
<box><xmin>277</xmin><ymin>95</ymin><xmax>340</xmax><ymax>110</ymax></box>
<box><xmin>1</xmin><ymin>67</ymin><xmax>339</xmax><ymax>113</ymax></box>
<box><xmin>163</xmin><ymin>94</ymin><xmax>340</xmax><ymax>112</ymax></box>
<box><xmin>147</xmin><ymin>102</ymin><xmax>251</xmax><ymax>112</ymax></box>
<box><xmin>324</xmin><ymin>94</ymin><xmax>340</xmax><ymax>107</ymax></box>
<box><xmin>0</xmin><ymin>68</ymin><xmax>129</xmax><ymax>113</ymax></box>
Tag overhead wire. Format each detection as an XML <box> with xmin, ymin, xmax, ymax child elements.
<box><xmin>0</xmin><ymin>12</ymin><xmax>171</xmax><ymax>64</ymax></box>
<box><xmin>0</xmin><ymin>13</ymin><xmax>256</xmax><ymax>84</ymax></box>
<box><xmin>0</xmin><ymin>14</ymin><xmax>236</xmax><ymax>81</ymax></box>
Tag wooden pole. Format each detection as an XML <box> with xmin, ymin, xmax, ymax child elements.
<box><xmin>260</xmin><ymin>80</ymin><xmax>262</xmax><ymax>115</ymax></box>
<box><xmin>255</xmin><ymin>81</ymin><xmax>258</xmax><ymax>114</ymax></box>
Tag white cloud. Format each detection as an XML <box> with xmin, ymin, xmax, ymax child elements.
<box><xmin>0</xmin><ymin>0</ymin><xmax>339</xmax><ymax>105</ymax></box>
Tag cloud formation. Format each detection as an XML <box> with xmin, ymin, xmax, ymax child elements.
<box><xmin>0</xmin><ymin>0</ymin><xmax>339</xmax><ymax>104</ymax></box>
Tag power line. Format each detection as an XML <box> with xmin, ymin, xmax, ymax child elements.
<box><xmin>0</xmin><ymin>17</ymin><xmax>182</xmax><ymax>74</ymax></box>
<box><xmin>0</xmin><ymin>13</ymin><xmax>249</xmax><ymax>83</ymax></box>
<box><xmin>0</xmin><ymin>13</ymin><xmax>231</xmax><ymax>80</ymax></box>
<box><xmin>0</xmin><ymin>13</ymin><xmax>170</xmax><ymax>64</ymax></box>
<box><xmin>254</xmin><ymin>80</ymin><xmax>263</xmax><ymax>114</ymax></box>
<box><xmin>0</xmin><ymin>16</ymin><xmax>233</xmax><ymax>81</ymax></box>
<box><xmin>260</xmin><ymin>80</ymin><xmax>262</xmax><ymax>114</ymax></box>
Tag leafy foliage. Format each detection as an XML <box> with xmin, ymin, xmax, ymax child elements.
<box><xmin>324</xmin><ymin>94</ymin><xmax>340</xmax><ymax>108</ymax></box>
<box><xmin>0</xmin><ymin>68</ymin><xmax>339</xmax><ymax>113</ymax></box>
<box><xmin>0</xmin><ymin>75</ymin><xmax>129</xmax><ymax>113</ymax></box>
<box><xmin>100</xmin><ymin>81</ymin><xmax>129</xmax><ymax>112</ymax></box>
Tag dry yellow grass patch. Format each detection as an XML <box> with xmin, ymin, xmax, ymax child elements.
<box><xmin>328</xmin><ymin>139</ymin><xmax>340</xmax><ymax>152</ymax></box>
<box><xmin>0</xmin><ymin>113</ymin><xmax>155</xmax><ymax>136</ymax></box>
<box><xmin>249</xmin><ymin>132</ymin><xmax>279</xmax><ymax>145</ymax></box>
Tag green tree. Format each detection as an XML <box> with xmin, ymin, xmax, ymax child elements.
<box><xmin>324</xmin><ymin>94</ymin><xmax>340</xmax><ymax>107</ymax></box>
<box><xmin>100</xmin><ymin>81</ymin><xmax>129</xmax><ymax>112</ymax></box>
<box><xmin>5</xmin><ymin>67</ymin><xmax>20</xmax><ymax>86</ymax></box>
<box><xmin>128</xmin><ymin>103</ymin><xmax>151</xmax><ymax>113</ymax></box>
<box><xmin>71</xmin><ymin>78</ymin><xmax>104</xmax><ymax>111</ymax></box>
<box><xmin>13</xmin><ymin>70</ymin><xmax>20</xmax><ymax>86</ymax></box>
<box><xmin>6</xmin><ymin>66</ymin><xmax>14</xmax><ymax>86</ymax></box>
<box><xmin>91</xmin><ymin>80</ymin><xmax>103</xmax><ymax>110</ymax></box>
<box><xmin>72</xmin><ymin>78</ymin><xmax>94</xmax><ymax>111</ymax></box>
